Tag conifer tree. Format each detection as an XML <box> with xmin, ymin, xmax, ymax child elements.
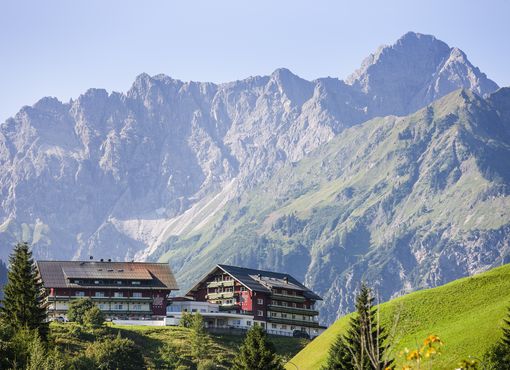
<box><xmin>485</xmin><ymin>305</ymin><xmax>510</xmax><ymax>368</ymax></box>
<box><xmin>0</xmin><ymin>242</ymin><xmax>48</xmax><ymax>339</ymax></box>
<box><xmin>190</xmin><ymin>312</ymin><xmax>209</xmax><ymax>364</ymax></box>
<box><xmin>232</xmin><ymin>324</ymin><xmax>284</xmax><ymax>370</ymax></box>
<box><xmin>322</xmin><ymin>283</ymin><xmax>393</xmax><ymax>370</ymax></box>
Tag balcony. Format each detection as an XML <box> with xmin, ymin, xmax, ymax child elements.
<box><xmin>207</xmin><ymin>280</ymin><xmax>235</xmax><ymax>288</ymax></box>
<box><xmin>48</xmin><ymin>295</ymin><xmax>153</xmax><ymax>301</ymax></box>
<box><xmin>218</xmin><ymin>303</ymin><xmax>240</xmax><ymax>311</ymax></box>
<box><xmin>206</xmin><ymin>291</ymin><xmax>235</xmax><ymax>300</ymax></box>
<box><xmin>267</xmin><ymin>316</ymin><xmax>320</xmax><ymax>328</ymax></box>
<box><xmin>267</xmin><ymin>304</ymin><xmax>318</xmax><ymax>316</ymax></box>
<box><xmin>270</xmin><ymin>293</ymin><xmax>306</xmax><ymax>303</ymax></box>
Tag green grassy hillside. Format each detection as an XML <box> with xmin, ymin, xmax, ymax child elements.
<box><xmin>50</xmin><ymin>323</ymin><xmax>307</xmax><ymax>369</ymax></box>
<box><xmin>288</xmin><ymin>263</ymin><xmax>510</xmax><ymax>369</ymax></box>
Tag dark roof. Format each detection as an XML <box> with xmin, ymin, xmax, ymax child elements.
<box><xmin>36</xmin><ymin>261</ymin><xmax>179</xmax><ymax>290</ymax></box>
<box><xmin>187</xmin><ymin>264</ymin><xmax>322</xmax><ymax>301</ymax></box>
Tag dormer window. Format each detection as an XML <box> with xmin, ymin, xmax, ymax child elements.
<box><xmin>116</xmin><ymin>281</ymin><xmax>122</xmax><ymax>285</ymax></box>
<box><xmin>131</xmin><ymin>281</ymin><xmax>141</xmax><ymax>285</ymax></box>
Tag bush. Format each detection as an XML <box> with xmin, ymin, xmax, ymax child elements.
<box><xmin>83</xmin><ymin>305</ymin><xmax>105</xmax><ymax>328</ymax></box>
<box><xmin>157</xmin><ymin>342</ymin><xmax>183</xmax><ymax>369</ymax></box>
<box><xmin>179</xmin><ymin>311</ymin><xmax>193</xmax><ymax>328</ymax></box>
<box><xmin>197</xmin><ymin>359</ymin><xmax>216</xmax><ymax>370</ymax></box>
<box><xmin>67</xmin><ymin>298</ymin><xmax>95</xmax><ymax>324</ymax></box>
<box><xmin>85</xmin><ymin>333</ymin><xmax>145</xmax><ymax>370</ymax></box>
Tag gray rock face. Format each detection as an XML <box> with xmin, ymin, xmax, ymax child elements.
<box><xmin>346</xmin><ymin>32</ymin><xmax>499</xmax><ymax>116</ymax></box>
<box><xmin>0</xmin><ymin>32</ymin><xmax>500</xmax><ymax>305</ymax></box>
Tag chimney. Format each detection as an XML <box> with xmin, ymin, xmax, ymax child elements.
<box><xmin>108</xmin><ymin>258</ymin><xmax>112</xmax><ymax>262</ymax></box>
<box><xmin>89</xmin><ymin>256</ymin><xmax>93</xmax><ymax>260</ymax></box>
<box><xmin>284</xmin><ymin>276</ymin><xmax>289</xmax><ymax>284</ymax></box>
<box><xmin>100</xmin><ymin>258</ymin><xmax>104</xmax><ymax>262</ymax></box>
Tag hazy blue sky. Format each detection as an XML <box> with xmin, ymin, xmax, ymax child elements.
<box><xmin>1</xmin><ymin>0</ymin><xmax>509</xmax><ymax>121</ymax></box>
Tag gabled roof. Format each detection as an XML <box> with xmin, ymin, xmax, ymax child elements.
<box><xmin>187</xmin><ymin>264</ymin><xmax>322</xmax><ymax>301</ymax></box>
<box><xmin>36</xmin><ymin>260</ymin><xmax>179</xmax><ymax>290</ymax></box>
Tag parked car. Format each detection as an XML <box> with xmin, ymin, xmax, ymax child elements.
<box><xmin>292</xmin><ymin>330</ymin><xmax>310</xmax><ymax>339</ymax></box>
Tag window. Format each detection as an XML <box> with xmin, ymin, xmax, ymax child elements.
<box><xmin>282</xmin><ymin>301</ymin><xmax>288</xmax><ymax>307</ymax></box>
<box><xmin>75</xmin><ymin>291</ymin><xmax>85</xmax><ymax>297</ymax></box>
<box><xmin>272</xmin><ymin>324</ymin><xmax>277</xmax><ymax>329</ymax></box>
<box><xmin>291</xmin><ymin>326</ymin><xmax>295</xmax><ymax>330</ymax></box>
<box><xmin>132</xmin><ymin>292</ymin><xmax>142</xmax><ymax>298</ymax></box>
<box><xmin>282</xmin><ymin>313</ymin><xmax>287</xmax><ymax>318</ymax></box>
<box><xmin>113</xmin><ymin>304</ymin><xmax>123</xmax><ymax>310</ymax></box>
<box><xmin>98</xmin><ymin>304</ymin><xmax>105</xmax><ymax>310</ymax></box>
<box><xmin>271</xmin><ymin>312</ymin><xmax>277</xmax><ymax>317</ymax></box>
<box><xmin>281</xmin><ymin>325</ymin><xmax>287</xmax><ymax>330</ymax></box>
<box><xmin>247</xmin><ymin>321</ymin><xmax>252</xmax><ymax>326</ymax></box>
<box><xmin>192</xmin><ymin>309</ymin><xmax>197</xmax><ymax>313</ymax></box>
<box><xmin>257</xmin><ymin>298</ymin><xmax>263</xmax><ymax>305</ymax></box>
<box><xmin>116</xmin><ymin>280</ymin><xmax>122</xmax><ymax>285</ymax></box>
<box><xmin>131</xmin><ymin>281</ymin><xmax>141</xmax><ymax>285</ymax></box>
<box><xmin>292</xmin><ymin>314</ymin><xmax>296</xmax><ymax>319</ymax></box>
<box><xmin>132</xmin><ymin>304</ymin><xmax>142</xmax><ymax>310</ymax></box>
<box><xmin>114</xmin><ymin>292</ymin><xmax>123</xmax><ymax>298</ymax></box>
<box><xmin>303</xmin><ymin>316</ymin><xmax>307</xmax><ymax>320</ymax></box>
<box><xmin>95</xmin><ymin>292</ymin><xmax>105</xmax><ymax>297</ymax></box>
<box><xmin>94</xmin><ymin>280</ymin><xmax>100</xmax><ymax>285</ymax></box>
<box><xmin>281</xmin><ymin>290</ymin><xmax>287</xmax><ymax>295</ymax></box>
<box><xmin>200</xmin><ymin>309</ymin><xmax>206</xmax><ymax>313</ymax></box>
<box><xmin>257</xmin><ymin>310</ymin><xmax>264</xmax><ymax>317</ymax></box>
<box><xmin>292</xmin><ymin>303</ymin><xmax>297</xmax><ymax>308</ymax></box>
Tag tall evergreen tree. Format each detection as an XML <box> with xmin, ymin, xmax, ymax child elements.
<box><xmin>322</xmin><ymin>283</ymin><xmax>394</xmax><ymax>370</ymax></box>
<box><xmin>0</xmin><ymin>258</ymin><xmax>8</xmax><ymax>300</ymax></box>
<box><xmin>484</xmin><ymin>305</ymin><xmax>510</xmax><ymax>369</ymax></box>
<box><xmin>232</xmin><ymin>324</ymin><xmax>284</xmax><ymax>370</ymax></box>
<box><xmin>0</xmin><ymin>242</ymin><xmax>48</xmax><ymax>339</ymax></box>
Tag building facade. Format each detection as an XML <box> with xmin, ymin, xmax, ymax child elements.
<box><xmin>166</xmin><ymin>298</ymin><xmax>254</xmax><ymax>329</ymax></box>
<box><xmin>185</xmin><ymin>264</ymin><xmax>326</xmax><ymax>337</ymax></box>
<box><xmin>37</xmin><ymin>260</ymin><xmax>178</xmax><ymax>319</ymax></box>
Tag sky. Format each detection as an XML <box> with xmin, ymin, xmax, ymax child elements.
<box><xmin>1</xmin><ymin>0</ymin><xmax>509</xmax><ymax>122</ymax></box>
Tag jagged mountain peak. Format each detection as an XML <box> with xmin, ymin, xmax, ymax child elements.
<box><xmin>345</xmin><ymin>31</ymin><xmax>498</xmax><ymax>117</ymax></box>
<box><xmin>346</xmin><ymin>31</ymin><xmax>450</xmax><ymax>87</ymax></box>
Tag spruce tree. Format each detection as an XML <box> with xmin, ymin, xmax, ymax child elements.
<box><xmin>190</xmin><ymin>313</ymin><xmax>209</xmax><ymax>364</ymax></box>
<box><xmin>322</xmin><ymin>283</ymin><xmax>393</xmax><ymax>370</ymax></box>
<box><xmin>0</xmin><ymin>242</ymin><xmax>48</xmax><ymax>339</ymax></box>
<box><xmin>502</xmin><ymin>305</ymin><xmax>510</xmax><ymax>348</ymax></box>
<box><xmin>232</xmin><ymin>324</ymin><xmax>284</xmax><ymax>370</ymax></box>
<box><xmin>485</xmin><ymin>305</ymin><xmax>510</xmax><ymax>368</ymax></box>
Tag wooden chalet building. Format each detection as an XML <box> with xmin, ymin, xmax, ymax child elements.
<box><xmin>185</xmin><ymin>264</ymin><xmax>326</xmax><ymax>337</ymax></box>
<box><xmin>37</xmin><ymin>260</ymin><xmax>178</xmax><ymax>319</ymax></box>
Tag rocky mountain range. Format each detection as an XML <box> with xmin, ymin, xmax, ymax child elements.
<box><xmin>0</xmin><ymin>32</ymin><xmax>507</xmax><ymax>323</ymax></box>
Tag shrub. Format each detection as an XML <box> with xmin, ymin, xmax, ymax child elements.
<box><xmin>179</xmin><ymin>311</ymin><xmax>193</xmax><ymax>328</ymax></box>
<box><xmin>83</xmin><ymin>305</ymin><xmax>105</xmax><ymax>328</ymax></box>
<box><xmin>85</xmin><ymin>333</ymin><xmax>145</xmax><ymax>370</ymax></box>
<box><xmin>67</xmin><ymin>298</ymin><xmax>95</xmax><ymax>324</ymax></box>
<box><xmin>197</xmin><ymin>359</ymin><xmax>216</xmax><ymax>370</ymax></box>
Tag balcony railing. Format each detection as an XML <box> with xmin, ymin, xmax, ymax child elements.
<box><xmin>267</xmin><ymin>316</ymin><xmax>320</xmax><ymax>328</ymax></box>
<box><xmin>48</xmin><ymin>295</ymin><xmax>153</xmax><ymax>301</ymax></box>
<box><xmin>267</xmin><ymin>304</ymin><xmax>318</xmax><ymax>316</ymax></box>
<box><xmin>206</xmin><ymin>291</ymin><xmax>235</xmax><ymax>300</ymax></box>
<box><xmin>207</xmin><ymin>280</ymin><xmax>235</xmax><ymax>288</ymax></box>
<box><xmin>218</xmin><ymin>303</ymin><xmax>240</xmax><ymax>311</ymax></box>
<box><xmin>270</xmin><ymin>293</ymin><xmax>306</xmax><ymax>303</ymax></box>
